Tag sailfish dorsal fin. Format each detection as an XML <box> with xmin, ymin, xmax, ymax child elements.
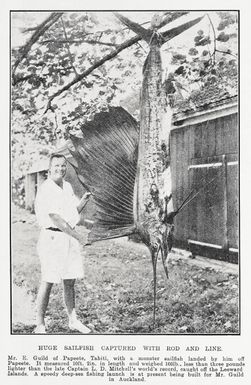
<box><xmin>70</xmin><ymin>107</ymin><xmax>139</xmax><ymax>243</ymax></box>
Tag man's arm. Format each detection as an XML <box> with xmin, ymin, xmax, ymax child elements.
<box><xmin>49</xmin><ymin>213</ymin><xmax>89</xmax><ymax>245</ymax></box>
<box><xmin>77</xmin><ymin>192</ymin><xmax>92</xmax><ymax>213</ymax></box>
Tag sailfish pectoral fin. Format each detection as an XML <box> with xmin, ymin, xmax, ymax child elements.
<box><xmin>161</xmin><ymin>15</ymin><xmax>204</xmax><ymax>43</ymax></box>
<box><xmin>160</xmin><ymin>247</ymin><xmax>169</xmax><ymax>280</ymax></box>
<box><xmin>114</xmin><ymin>12</ymin><xmax>153</xmax><ymax>43</ymax></box>
<box><xmin>160</xmin><ymin>223</ymin><xmax>175</xmax><ymax>280</ymax></box>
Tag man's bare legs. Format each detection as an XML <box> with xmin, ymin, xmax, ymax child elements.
<box><xmin>35</xmin><ymin>281</ymin><xmax>53</xmax><ymax>333</ymax></box>
<box><xmin>63</xmin><ymin>279</ymin><xmax>90</xmax><ymax>333</ymax></box>
<box><xmin>63</xmin><ymin>279</ymin><xmax>76</xmax><ymax>317</ymax></box>
<box><xmin>34</xmin><ymin>279</ymin><xmax>90</xmax><ymax>333</ymax></box>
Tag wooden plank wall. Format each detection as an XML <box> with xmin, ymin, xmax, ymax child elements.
<box><xmin>170</xmin><ymin>113</ymin><xmax>238</xmax><ymax>255</ymax></box>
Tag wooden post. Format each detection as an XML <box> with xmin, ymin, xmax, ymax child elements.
<box><xmin>25</xmin><ymin>173</ymin><xmax>36</xmax><ymax>211</ymax></box>
<box><xmin>222</xmin><ymin>154</ymin><xmax>229</xmax><ymax>251</ymax></box>
<box><xmin>24</xmin><ymin>174</ymin><xmax>30</xmax><ymax>210</ymax></box>
<box><xmin>37</xmin><ymin>171</ymin><xmax>45</xmax><ymax>189</ymax></box>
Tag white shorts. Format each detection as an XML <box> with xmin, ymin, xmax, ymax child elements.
<box><xmin>37</xmin><ymin>229</ymin><xmax>84</xmax><ymax>283</ymax></box>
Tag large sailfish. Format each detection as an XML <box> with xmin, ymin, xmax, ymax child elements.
<box><xmin>69</xmin><ymin>13</ymin><xmax>203</xmax><ymax>325</ymax></box>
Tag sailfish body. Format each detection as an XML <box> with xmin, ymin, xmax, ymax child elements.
<box><xmin>136</xmin><ymin>35</ymin><xmax>174</xmax><ymax>259</ymax></box>
<box><xmin>70</xmin><ymin>13</ymin><xmax>203</xmax><ymax>325</ymax></box>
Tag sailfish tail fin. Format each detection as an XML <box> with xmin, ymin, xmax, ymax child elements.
<box><xmin>70</xmin><ymin>107</ymin><xmax>139</xmax><ymax>243</ymax></box>
<box><xmin>114</xmin><ymin>12</ymin><xmax>153</xmax><ymax>43</ymax></box>
<box><xmin>115</xmin><ymin>12</ymin><xmax>204</xmax><ymax>46</ymax></box>
<box><xmin>162</xmin><ymin>16</ymin><xmax>204</xmax><ymax>43</ymax></box>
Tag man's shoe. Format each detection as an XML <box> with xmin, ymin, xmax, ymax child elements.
<box><xmin>34</xmin><ymin>324</ymin><xmax>46</xmax><ymax>334</ymax></box>
<box><xmin>68</xmin><ymin>319</ymin><xmax>91</xmax><ymax>334</ymax></box>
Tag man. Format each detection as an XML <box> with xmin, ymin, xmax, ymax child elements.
<box><xmin>34</xmin><ymin>154</ymin><xmax>91</xmax><ymax>334</ymax></box>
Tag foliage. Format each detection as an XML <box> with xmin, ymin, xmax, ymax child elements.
<box><xmin>163</xmin><ymin>12</ymin><xmax>238</xmax><ymax>106</ymax></box>
<box><xmin>12</xmin><ymin>178</ymin><xmax>25</xmax><ymax>207</ymax></box>
<box><xmin>11</xmin><ymin>11</ymin><xmax>238</xmax><ymax>180</ymax></box>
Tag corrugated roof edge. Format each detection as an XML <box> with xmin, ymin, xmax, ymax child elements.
<box><xmin>173</xmin><ymin>94</ymin><xmax>238</xmax><ymax>122</ymax></box>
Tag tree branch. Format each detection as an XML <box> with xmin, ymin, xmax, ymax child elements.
<box><xmin>12</xmin><ymin>12</ymin><xmax>63</xmax><ymax>81</ymax></box>
<box><xmin>215</xmin><ymin>49</ymin><xmax>237</xmax><ymax>58</ymax></box>
<box><xmin>207</xmin><ymin>13</ymin><xmax>216</xmax><ymax>64</ymax></box>
<box><xmin>114</xmin><ymin>12</ymin><xmax>152</xmax><ymax>42</ymax></box>
<box><xmin>44</xmin><ymin>34</ymin><xmax>142</xmax><ymax>112</ymax></box>
<box><xmin>40</xmin><ymin>38</ymin><xmax>118</xmax><ymax>47</ymax></box>
<box><xmin>12</xmin><ymin>74</ymin><xmax>34</xmax><ymax>85</ymax></box>
<box><xmin>44</xmin><ymin>12</ymin><xmax>195</xmax><ymax>112</ymax></box>
<box><xmin>136</xmin><ymin>42</ymin><xmax>148</xmax><ymax>54</ymax></box>
<box><xmin>60</xmin><ymin>16</ymin><xmax>79</xmax><ymax>76</ymax></box>
<box><xmin>206</xmin><ymin>13</ymin><xmax>237</xmax><ymax>63</ymax></box>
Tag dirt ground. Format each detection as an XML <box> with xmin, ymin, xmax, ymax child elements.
<box><xmin>11</xmin><ymin>205</ymin><xmax>239</xmax><ymax>334</ymax></box>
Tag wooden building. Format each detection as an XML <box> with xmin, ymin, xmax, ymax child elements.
<box><xmin>170</xmin><ymin>96</ymin><xmax>238</xmax><ymax>262</ymax></box>
<box><xmin>25</xmin><ymin>159</ymin><xmax>49</xmax><ymax>212</ymax></box>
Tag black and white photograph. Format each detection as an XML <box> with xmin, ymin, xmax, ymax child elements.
<box><xmin>10</xmin><ymin>10</ymin><xmax>239</xmax><ymax>336</ymax></box>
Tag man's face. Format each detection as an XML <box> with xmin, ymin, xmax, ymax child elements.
<box><xmin>49</xmin><ymin>157</ymin><xmax>67</xmax><ymax>181</ymax></box>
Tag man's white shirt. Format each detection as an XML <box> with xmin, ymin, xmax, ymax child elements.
<box><xmin>35</xmin><ymin>178</ymin><xmax>80</xmax><ymax>229</ymax></box>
